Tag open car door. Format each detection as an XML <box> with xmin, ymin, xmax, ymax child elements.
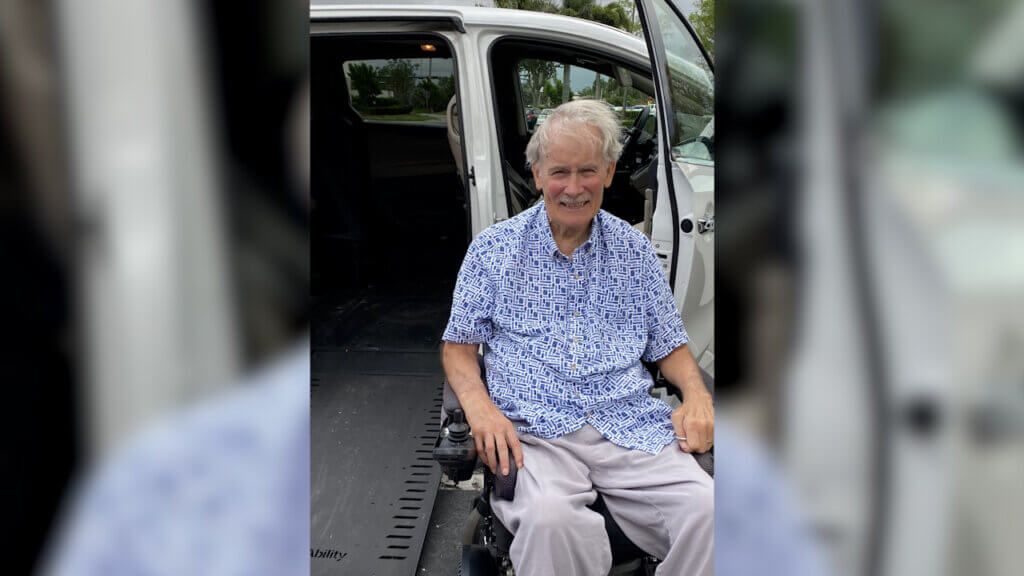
<box><xmin>636</xmin><ymin>0</ymin><xmax>716</xmax><ymax>373</ymax></box>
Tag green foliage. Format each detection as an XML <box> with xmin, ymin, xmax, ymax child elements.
<box><xmin>417</xmin><ymin>78</ymin><xmax>442</xmax><ymax>112</ymax></box>
<box><xmin>619</xmin><ymin>109</ymin><xmax>643</xmax><ymax>127</ymax></box>
<box><xmin>438</xmin><ymin>76</ymin><xmax>457</xmax><ymax>107</ymax></box>
<box><xmin>374</xmin><ymin>96</ymin><xmax>401</xmax><ymax>107</ymax></box>
<box><xmin>497</xmin><ymin>0</ymin><xmax>638</xmax><ymax>34</ymax></box>
<box><xmin>519</xmin><ymin>59</ymin><xmax>557</xmax><ymax>107</ymax></box>
<box><xmin>592</xmin><ymin>1</ymin><xmax>639</xmax><ymax>33</ymax></box>
<box><xmin>542</xmin><ymin>77</ymin><xmax>565</xmax><ymax>107</ymax></box>
<box><xmin>381</xmin><ymin>59</ymin><xmax>420</xmax><ymax>106</ymax></box>
<box><xmin>690</xmin><ymin>0</ymin><xmax>714</xmax><ymax>58</ymax></box>
<box><xmin>348</xmin><ymin>62</ymin><xmax>382</xmax><ymax>107</ymax></box>
<box><xmin>494</xmin><ymin>0</ymin><xmax>557</xmax><ymax>12</ymax></box>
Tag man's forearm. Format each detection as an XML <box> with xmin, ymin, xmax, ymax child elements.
<box><xmin>441</xmin><ymin>342</ymin><xmax>493</xmax><ymax>414</ymax></box>
<box><xmin>657</xmin><ymin>344</ymin><xmax>711</xmax><ymax>400</ymax></box>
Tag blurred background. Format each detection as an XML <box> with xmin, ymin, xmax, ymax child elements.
<box><xmin>1</xmin><ymin>0</ymin><xmax>1021</xmax><ymax>574</ymax></box>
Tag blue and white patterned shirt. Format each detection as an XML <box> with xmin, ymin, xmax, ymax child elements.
<box><xmin>442</xmin><ymin>202</ymin><xmax>690</xmax><ymax>454</ymax></box>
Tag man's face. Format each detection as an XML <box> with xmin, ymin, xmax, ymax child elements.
<box><xmin>532</xmin><ymin>124</ymin><xmax>615</xmax><ymax>233</ymax></box>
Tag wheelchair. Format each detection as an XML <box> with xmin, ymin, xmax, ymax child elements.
<box><xmin>433</xmin><ymin>355</ymin><xmax>714</xmax><ymax>576</ymax></box>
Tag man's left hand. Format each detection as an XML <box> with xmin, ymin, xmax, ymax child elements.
<box><xmin>671</xmin><ymin>392</ymin><xmax>714</xmax><ymax>453</ymax></box>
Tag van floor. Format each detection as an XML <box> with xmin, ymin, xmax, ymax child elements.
<box><xmin>311</xmin><ymin>278</ymin><xmax>457</xmax><ymax>576</ymax></box>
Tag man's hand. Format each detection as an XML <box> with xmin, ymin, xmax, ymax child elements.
<box><xmin>671</xmin><ymin>392</ymin><xmax>714</xmax><ymax>453</ymax></box>
<box><xmin>657</xmin><ymin>344</ymin><xmax>714</xmax><ymax>453</ymax></box>
<box><xmin>462</xmin><ymin>393</ymin><xmax>524</xmax><ymax>476</ymax></box>
<box><xmin>441</xmin><ymin>342</ymin><xmax>524</xmax><ymax>475</ymax></box>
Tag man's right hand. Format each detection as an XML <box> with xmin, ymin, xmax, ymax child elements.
<box><xmin>462</xmin><ymin>392</ymin><xmax>524</xmax><ymax>476</ymax></box>
<box><xmin>441</xmin><ymin>342</ymin><xmax>524</xmax><ymax>476</ymax></box>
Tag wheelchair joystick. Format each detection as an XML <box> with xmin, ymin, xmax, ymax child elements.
<box><xmin>433</xmin><ymin>408</ymin><xmax>478</xmax><ymax>483</ymax></box>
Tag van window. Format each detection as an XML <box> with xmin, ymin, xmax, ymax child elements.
<box><xmin>516</xmin><ymin>59</ymin><xmax>652</xmax><ymax>134</ymax></box>
<box><xmin>650</xmin><ymin>0</ymin><xmax>714</xmax><ymax>164</ymax></box>
<box><xmin>343</xmin><ymin>57</ymin><xmax>455</xmax><ymax>125</ymax></box>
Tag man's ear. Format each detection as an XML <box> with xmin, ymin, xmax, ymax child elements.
<box><xmin>603</xmin><ymin>161</ymin><xmax>616</xmax><ymax>187</ymax></box>
<box><xmin>531</xmin><ymin>163</ymin><xmax>543</xmax><ymax>190</ymax></box>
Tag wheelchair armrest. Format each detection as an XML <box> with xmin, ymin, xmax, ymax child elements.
<box><xmin>437</xmin><ymin>358</ymin><xmax>519</xmax><ymax>498</ymax></box>
<box><xmin>492</xmin><ymin>449</ymin><xmax>517</xmax><ymax>501</ymax></box>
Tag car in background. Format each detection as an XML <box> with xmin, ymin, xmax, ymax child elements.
<box><xmin>524</xmin><ymin>107</ymin><xmax>538</xmax><ymax>129</ymax></box>
<box><xmin>534</xmin><ymin>108</ymin><xmax>554</xmax><ymax>127</ymax></box>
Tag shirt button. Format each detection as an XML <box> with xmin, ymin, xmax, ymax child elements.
<box><xmin>569</xmin><ymin>364</ymin><xmax>577</xmax><ymax>370</ymax></box>
<box><xmin>574</xmin><ymin>274</ymin><xmax>580</xmax><ymax>279</ymax></box>
<box><xmin>573</xmin><ymin>311</ymin><xmax>580</xmax><ymax>317</ymax></box>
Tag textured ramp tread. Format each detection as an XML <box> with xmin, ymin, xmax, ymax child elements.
<box><xmin>311</xmin><ymin>366</ymin><xmax>443</xmax><ymax>576</ymax></box>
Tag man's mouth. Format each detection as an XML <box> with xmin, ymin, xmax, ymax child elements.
<box><xmin>559</xmin><ymin>199</ymin><xmax>590</xmax><ymax>210</ymax></box>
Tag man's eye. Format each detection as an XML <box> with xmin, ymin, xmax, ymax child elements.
<box><xmin>551</xmin><ymin>170</ymin><xmax>567</xmax><ymax>175</ymax></box>
<box><xmin>582</xmin><ymin>169</ymin><xmax>596</xmax><ymax>174</ymax></box>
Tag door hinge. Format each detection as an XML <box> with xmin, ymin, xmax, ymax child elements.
<box><xmin>468</xmin><ymin>166</ymin><xmax>476</xmax><ymax>186</ymax></box>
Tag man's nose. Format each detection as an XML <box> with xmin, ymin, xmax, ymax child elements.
<box><xmin>565</xmin><ymin>171</ymin><xmax>585</xmax><ymax>195</ymax></box>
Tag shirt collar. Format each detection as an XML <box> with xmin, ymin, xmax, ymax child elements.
<box><xmin>534</xmin><ymin>201</ymin><xmax>603</xmax><ymax>260</ymax></box>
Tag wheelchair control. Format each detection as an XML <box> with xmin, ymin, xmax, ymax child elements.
<box><xmin>433</xmin><ymin>408</ymin><xmax>478</xmax><ymax>483</ymax></box>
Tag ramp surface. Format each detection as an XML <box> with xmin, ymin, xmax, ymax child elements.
<box><xmin>311</xmin><ymin>289</ymin><xmax>451</xmax><ymax>576</ymax></box>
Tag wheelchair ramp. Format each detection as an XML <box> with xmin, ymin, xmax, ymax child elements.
<box><xmin>312</xmin><ymin>291</ymin><xmax>450</xmax><ymax>576</ymax></box>
<box><xmin>311</xmin><ymin>363</ymin><xmax>443</xmax><ymax>575</ymax></box>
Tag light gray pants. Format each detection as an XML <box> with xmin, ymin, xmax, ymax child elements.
<box><xmin>490</xmin><ymin>424</ymin><xmax>713</xmax><ymax>576</ymax></box>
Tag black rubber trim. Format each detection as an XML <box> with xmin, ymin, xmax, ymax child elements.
<box><xmin>312</xmin><ymin>15</ymin><xmax>466</xmax><ymax>33</ymax></box>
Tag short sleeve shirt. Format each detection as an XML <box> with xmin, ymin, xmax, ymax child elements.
<box><xmin>443</xmin><ymin>203</ymin><xmax>689</xmax><ymax>454</ymax></box>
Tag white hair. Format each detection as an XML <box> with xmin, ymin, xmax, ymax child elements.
<box><xmin>525</xmin><ymin>99</ymin><xmax>623</xmax><ymax>169</ymax></box>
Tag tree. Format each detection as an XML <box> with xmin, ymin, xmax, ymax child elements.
<box><xmin>519</xmin><ymin>59</ymin><xmax>557</xmax><ymax>107</ymax></box>
<box><xmin>417</xmin><ymin>78</ymin><xmax>442</xmax><ymax>112</ymax></box>
<box><xmin>494</xmin><ymin>0</ymin><xmax>557</xmax><ymax>12</ymax></box>
<box><xmin>592</xmin><ymin>1</ymin><xmax>639</xmax><ymax>33</ymax></box>
<box><xmin>497</xmin><ymin>0</ymin><xmax>638</xmax><ymax>35</ymax></box>
<box><xmin>689</xmin><ymin>0</ymin><xmax>714</xmax><ymax>58</ymax></box>
<box><xmin>347</xmin><ymin>62</ymin><xmax>382</xmax><ymax>107</ymax></box>
<box><xmin>381</xmin><ymin>59</ymin><xmax>419</xmax><ymax>106</ymax></box>
<box><xmin>543</xmin><ymin>77</ymin><xmax>564</xmax><ymax>107</ymax></box>
<box><xmin>559</xmin><ymin>0</ymin><xmax>596</xmax><ymax>20</ymax></box>
<box><xmin>438</xmin><ymin>76</ymin><xmax>456</xmax><ymax>108</ymax></box>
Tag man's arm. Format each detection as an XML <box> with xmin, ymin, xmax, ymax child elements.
<box><xmin>441</xmin><ymin>342</ymin><xmax>524</xmax><ymax>475</ymax></box>
<box><xmin>657</xmin><ymin>344</ymin><xmax>714</xmax><ymax>453</ymax></box>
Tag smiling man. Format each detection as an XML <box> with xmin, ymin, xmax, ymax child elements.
<box><xmin>441</xmin><ymin>99</ymin><xmax>713</xmax><ymax>576</ymax></box>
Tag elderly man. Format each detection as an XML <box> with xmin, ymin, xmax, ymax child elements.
<box><xmin>441</xmin><ymin>99</ymin><xmax>713</xmax><ymax>576</ymax></box>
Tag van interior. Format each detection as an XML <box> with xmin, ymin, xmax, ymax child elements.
<box><xmin>311</xmin><ymin>32</ymin><xmax>469</xmax><ymax>574</ymax></box>
<box><xmin>311</xmin><ymin>34</ymin><xmax>467</xmax><ymax>353</ymax></box>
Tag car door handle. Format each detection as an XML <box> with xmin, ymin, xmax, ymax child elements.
<box><xmin>697</xmin><ymin>216</ymin><xmax>714</xmax><ymax>234</ymax></box>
